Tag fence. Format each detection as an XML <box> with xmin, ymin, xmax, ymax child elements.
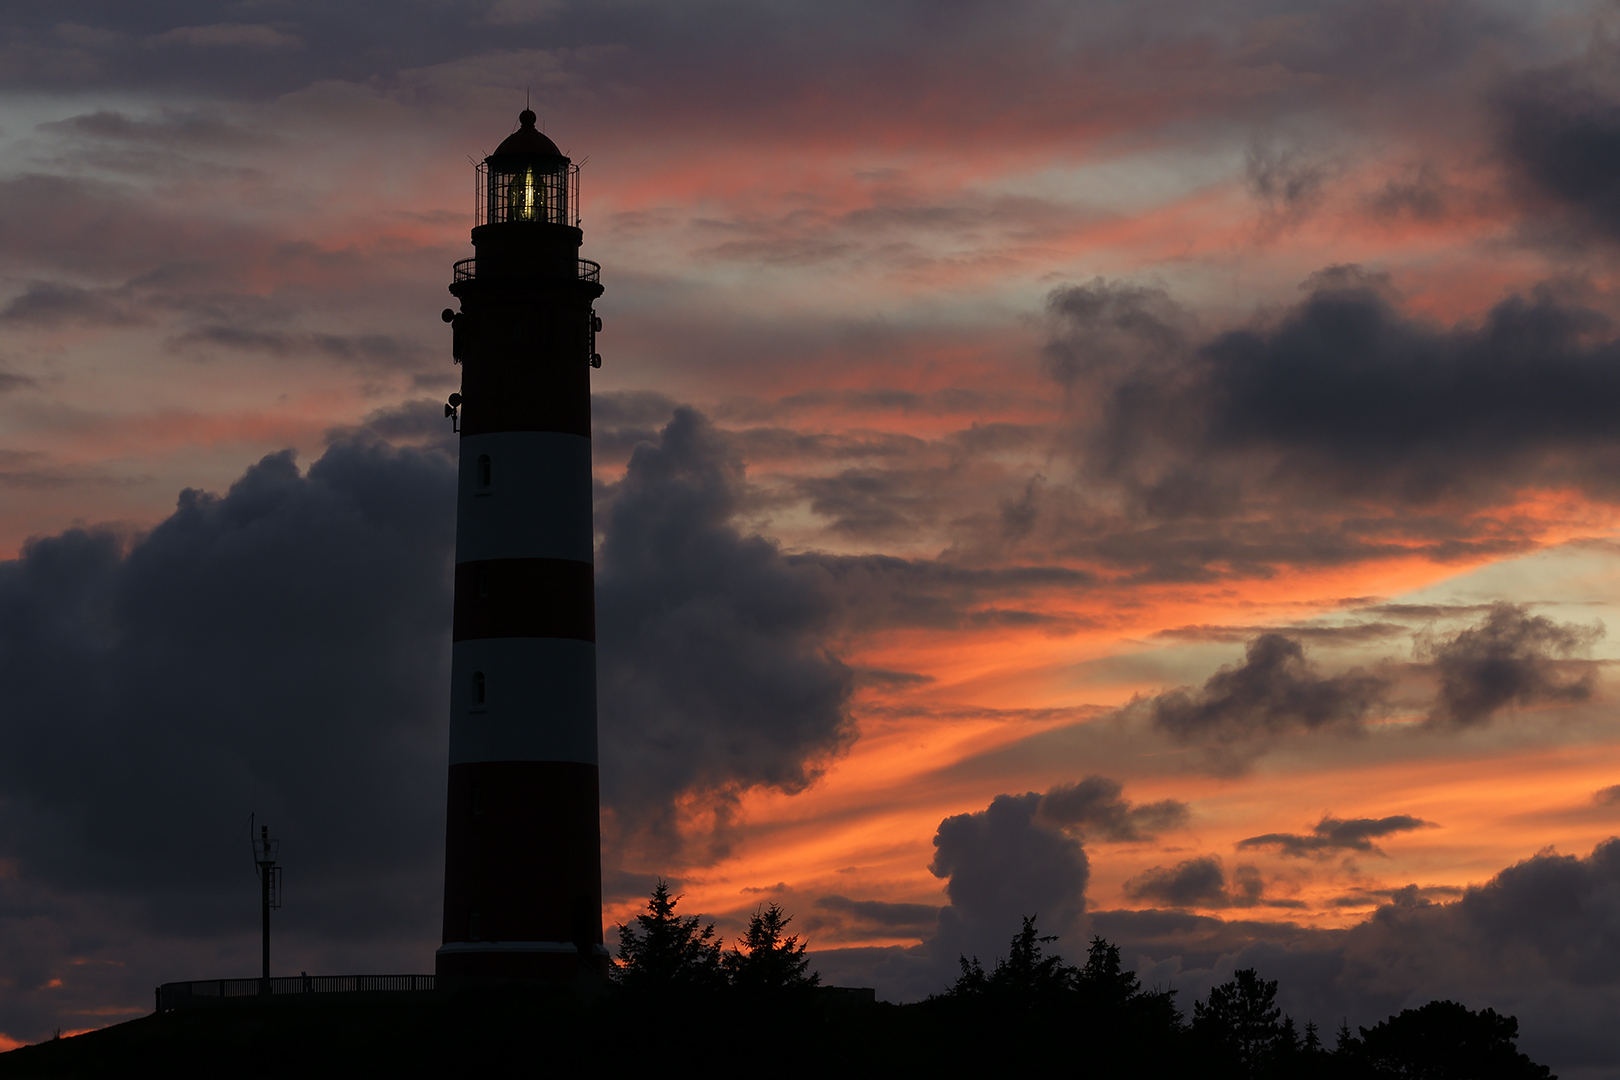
<box><xmin>451</xmin><ymin>258</ymin><xmax>599</xmax><ymax>283</ymax></box>
<box><xmin>156</xmin><ymin>974</ymin><xmax>436</xmax><ymax>1012</ymax></box>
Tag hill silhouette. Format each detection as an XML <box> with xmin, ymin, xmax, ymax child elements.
<box><xmin>0</xmin><ymin>889</ymin><xmax>1556</xmax><ymax>1079</ymax></box>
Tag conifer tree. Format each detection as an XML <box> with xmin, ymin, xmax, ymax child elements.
<box><xmin>1193</xmin><ymin>968</ymin><xmax>1288</xmax><ymax>1075</ymax></box>
<box><xmin>614</xmin><ymin>880</ymin><xmax>724</xmax><ymax>992</ymax></box>
<box><xmin>723</xmin><ymin>902</ymin><xmax>820</xmax><ymax>993</ymax></box>
<box><xmin>1078</xmin><ymin>936</ymin><xmax>1141</xmax><ymax>1007</ymax></box>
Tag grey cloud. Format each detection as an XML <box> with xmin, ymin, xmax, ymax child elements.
<box><xmin>594</xmin><ymin>407</ymin><xmax>855</xmax><ymax>857</ymax></box>
<box><xmin>1418</xmin><ymin>602</ymin><xmax>1601</xmax><ymax>727</ymax></box>
<box><xmin>1149</xmin><ymin>633</ymin><xmax>1389</xmax><ymax>751</ymax></box>
<box><xmin>1245</xmin><ymin>143</ymin><xmax>1332</xmax><ymax>215</ymax></box>
<box><xmin>0</xmin><ymin>436</ymin><xmax>456</xmax><ymax>1041</ymax></box>
<box><xmin>325</xmin><ymin>398</ymin><xmax>459</xmax><ymax>456</ymax></box>
<box><xmin>724</xmin><ymin>387</ymin><xmax>994</xmax><ymax>423</ymax></box>
<box><xmin>1330</xmin><ymin>884</ymin><xmax>1464</xmax><ymax>909</ymax></box>
<box><xmin>0</xmin><ymin>403</ymin><xmax>865</xmax><ymax>1041</ymax></box>
<box><xmin>0</xmin><ymin>371</ymin><xmax>37</xmax><ymax>393</ymax></box>
<box><xmin>1123</xmin><ymin>855</ymin><xmax>1291</xmax><ymax>910</ymax></box>
<box><xmin>1237</xmin><ymin>814</ymin><xmax>1435</xmax><ymax>858</ymax></box>
<box><xmin>1126</xmin><ymin>856</ymin><xmax>1230</xmax><ymax>907</ymax></box>
<box><xmin>1099</xmin><ymin>841</ymin><xmax>1620</xmax><ymax>1074</ymax></box>
<box><xmin>797</xmin><ymin>467</ymin><xmax>940</xmax><ymax>540</ymax></box>
<box><xmin>1042</xmin><ymin>277</ymin><xmax>1188</xmax><ymax>391</ymax></box>
<box><xmin>2</xmin><ymin>280</ymin><xmax>143</xmax><ymax>326</ymax></box>
<box><xmin>792</xmin><ymin>552</ymin><xmax>1093</xmax><ymax>634</ymax></box>
<box><xmin>1496</xmin><ymin>45</ymin><xmax>1620</xmax><ymax>242</ymax></box>
<box><xmin>38</xmin><ymin>108</ymin><xmax>261</xmax><ymax>147</ymax></box>
<box><xmin>1152</xmin><ymin>621</ymin><xmax>1407</xmax><ymax>645</ymax></box>
<box><xmin>173</xmin><ymin>325</ymin><xmax>429</xmax><ymax>369</ymax></box>
<box><xmin>1361</xmin><ymin>602</ymin><xmax>1499</xmax><ymax>620</ymax></box>
<box><xmin>928</xmin><ymin>792</ymin><xmax>1089</xmax><ymax>964</ymax></box>
<box><xmin>1051</xmin><ymin>269</ymin><xmax>1620</xmax><ymax>515</ymax></box>
<box><xmin>813</xmin><ymin>895</ymin><xmax>940</xmax><ymax>936</ymax></box>
<box><xmin>591</xmin><ymin>390</ymin><xmax>682</xmax><ymax>466</ymax></box>
<box><xmin>1366</xmin><ymin>163</ymin><xmax>1457</xmax><ymax>223</ymax></box>
<box><xmin>1596</xmin><ymin>786</ymin><xmax>1620</xmax><ymax>807</ymax></box>
<box><xmin>1036</xmin><ymin>775</ymin><xmax>1190</xmax><ymax>842</ymax></box>
<box><xmin>1328</xmin><ymin>840</ymin><xmax>1620</xmax><ymax>1070</ymax></box>
<box><xmin>147</xmin><ymin>24</ymin><xmax>303</xmax><ymax>49</ymax></box>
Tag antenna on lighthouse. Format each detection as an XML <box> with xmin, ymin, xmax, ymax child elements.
<box><xmin>251</xmin><ymin>815</ymin><xmax>281</xmax><ymax>994</ymax></box>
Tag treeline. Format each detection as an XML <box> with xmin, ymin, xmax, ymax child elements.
<box><xmin>614</xmin><ymin>884</ymin><xmax>1556</xmax><ymax>1080</ymax></box>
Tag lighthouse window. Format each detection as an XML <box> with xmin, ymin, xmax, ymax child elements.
<box><xmin>476</xmin><ymin>454</ymin><xmax>492</xmax><ymax>490</ymax></box>
<box><xmin>469</xmin><ymin>912</ymin><xmax>481</xmax><ymax>941</ymax></box>
<box><xmin>506</xmin><ymin>166</ymin><xmax>543</xmax><ymax>221</ymax></box>
<box><xmin>472</xmin><ymin>783</ymin><xmax>485</xmax><ymax>817</ymax></box>
<box><xmin>472</xmin><ymin>670</ymin><xmax>486</xmax><ymax>706</ymax></box>
<box><xmin>476</xmin><ymin>562</ymin><xmax>489</xmax><ymax>597</ymax></box>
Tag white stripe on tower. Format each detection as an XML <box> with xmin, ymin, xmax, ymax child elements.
<box><xmin>455</xmin><ymin>431</ymin><xmax>594</xmax><ymax>565</ymax></box>
<box><xmin>448</xmin><ymin>638</ymin><xmax>598</xmax><ymax>766</ymax></box>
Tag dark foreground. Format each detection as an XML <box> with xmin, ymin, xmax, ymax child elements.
<box><xmin>0</xmin><ymin>981</ymin><xmax>1557</xmax><ymax>1080</ymax></box>
<box><xmin>7</xmin><ymin>989</ymin><xmax>887</xmax><ymax>1079</ymax></box>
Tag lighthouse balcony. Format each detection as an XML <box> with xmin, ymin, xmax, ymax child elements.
<box><xmin>452</xmin><ymin>257</ymin><xmax>600</xmax><ymax>284</ymax></box>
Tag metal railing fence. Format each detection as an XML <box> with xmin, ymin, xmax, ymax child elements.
<box><xmin>450</xmin><ymin>258</ymin><xmax>599</xmax><ymax>284</ymax></box>
<box><xmin>156</xmin><ymin>974</ymin><xmax>435</xmax><ymax>1012</ymax></box>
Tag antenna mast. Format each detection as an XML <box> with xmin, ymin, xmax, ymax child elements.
<box><xmin>253</xmin><ymin>820</ymin><xmax>281</xmax><ymax>993</ymax></box>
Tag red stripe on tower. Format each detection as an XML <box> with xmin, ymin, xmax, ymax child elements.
<box><xmin>436</xmin><ymin>110</ymin><xmax>606</xmax><ymax>984</ymax></box>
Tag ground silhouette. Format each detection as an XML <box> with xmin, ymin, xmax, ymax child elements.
<box><xmin>0</xmin><ymin>890</ymin><xmax>1557</xmax><ymax>1079</ymax></box>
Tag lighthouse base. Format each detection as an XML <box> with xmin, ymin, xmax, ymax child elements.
<box><xmin>436</xmin><ymin>941</ymin><xmax>611</xmax><ymax>985</ymax></box>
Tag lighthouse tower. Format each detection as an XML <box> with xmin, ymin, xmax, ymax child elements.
<box><xmin>436</xmin><ymin>110</ymin><xmax>606</xmax><ymax>982</ymax></box>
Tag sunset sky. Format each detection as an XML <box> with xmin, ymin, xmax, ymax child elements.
<box><xmin>5</xmin><ymin>1</ymin><xmax>1620</xmax><ymax>1074</ymax></box>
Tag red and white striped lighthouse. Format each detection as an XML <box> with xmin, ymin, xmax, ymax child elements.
<box><xmin>436</xmin><ymin>110</ymin><xmax>606</xmax><ymax>982</ymax></box>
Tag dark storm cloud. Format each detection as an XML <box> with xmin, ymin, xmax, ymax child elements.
<box><xmin>1495</xmin><ymin>44</ymin><xmax>1620</xmax><ymax>242</ymax></box>
<box><xmin>591</xmin><ymin>390</ymin><xmax>681</xmax><ymax>465</ymax></box>
<box><xmin>0</xmin><ymin>439</ymin><xmax>457</xmax><ymax>896</ymax></box>
<box><xmin>0</xmin><ymin>404</ymin><xmax>868</xmax><ymax>1040</ymax></box>
<box><xmin>1237</xmin><ymin>814</ymin><xmax>1435</xmax><ymax>858</ymax></box>
<box><xmin>594</xmin><ymin>407</ymin><xmax>855</xmax><ymax>856</ymax></box>
<box><xmin>812</xmin><ymin>896</ymin><xmax>941</xmax><ymax>937</ymax></box>
<box><xmin>1366</xmin><ymin>163</ymin><xmax>1457</xmax><ymax>223</ymax></box>
<box><xmin>1042</xmin><ymin>278</ymin><xmax>1188</xmax><ymax>393</ymax></box>
<box><xmin>0</xmin><ymin>174</ymin><xmax>222</xmax><ymax>279</ymax></box>
<box><xmin>1096</xmin><ymin>842</ymin><xmax>1620</xmax><ymax>1073</ymax></box>
<box><xmin>1125</xmin><ymin>856</ymin><xmax>1231</xmax><ymax>907</ymax></box>
<box><xmin>38</xmin><ymin>108</ymin><xmax>262</xmax><ymax>148</ymax></box>
<box><xmin>1596</xmin><ymin>786</ymin><xmax>1620</xmax><ymax>806</ymax></box>
<box><xmin>1122</xmin><ymin>856</ymin><xmax>1297</xmax><ymax>910</ymax></box>
<box><xmin>1417</xmin><ymin>602</ymin><xmax>1601</xmax><ymax>727</ymax></box>
<box><xmin>791</xmin><ymin>552</ymin><xmax>1093</xmax><ymax>634</ymax></box>
<box><xmin>0</xmin><ymin>0</ymin><xmax>1538</xmax><ymax>143</ymax></box>
<box><xmin>0</xmin><ymin>434</ymin><xmax>456</xmax><ymax>1039</ymax></box>
<box><xmin>1050</xmin><ymin>269</ymin><xmax>1620</xmax><ymax>515</ymax></box>
<box><xmin>1328</xmin><ymin>840</ymin><xmax>1620</xmax><ymax>1069</ymax></box>
<box><xmin>1245</xmin><ymin>144</ymin><xmax>1332</xmax><ymax>217</ymax></box>
<box><xmin>928</xmin><ymin>792</ymin><xmax>1089</xmax><ymax>962</ymax></box>
<box><xmin>1330</xmin><ymin>884</ymin><xmax>1464</xmax><ymax>909</ymax></box>
<box><xmin>330</xmin><ymin>398</ymin><xmax>459</xmax><ymax>454</ymax></box>
<box><xmin>1149</xmin><ymin>633</ymin><xmax>1389</xmax><ymax>748</ymax></box>
<box><xmin>1035</xmin><ymin>775</ymin><xmax>1190</xmax><ymax>842</ymax></box>
<box><xmin>1151</xmin><ymin>621</ymin><xmax>1407</xmax><ymax>645</ymax></box>
<box><xmin>173</xmin><ymin>325</ymin><xmax>429</xmax><ymax>369</ymax></box>
<box><xmin>1</xmin><ymin>281</ymin><xmax>143</xmax><ymax>326</ymax></box>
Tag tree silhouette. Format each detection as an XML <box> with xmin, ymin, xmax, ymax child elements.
<box><xmin>948</xmin><ymin>915</ymin><xmax>1074</xmax><ymax>1004</ymax></box>
<box><xmin>1077</xmin><ymin>936</ymin><xmax>1141</xmax><ymax>1008</ymax></box>
<box><xmin>613</xmin><ymin>879</ymin><xmax>724</xmax><ymax>992</ymax></box>
<box><xmin>723</xmin><ymin>902</ymin><xmax>820</xmax><ymax>994</ymax></box>
<box><xmin>1194</xmin><ymin>968</ymin><xmax>1291</xmax><ymax>1077</ymax></box>
<box><xmin>1356</xmin><ymin>1000</ymin><xmax>1554</xmax><ymax>1079</ymax></box>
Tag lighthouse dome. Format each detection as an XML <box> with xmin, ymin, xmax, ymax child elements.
<box><xmin>490</xmin><ymin>110</ymin><xmax>563</xmax><ymax>161</ymax></box>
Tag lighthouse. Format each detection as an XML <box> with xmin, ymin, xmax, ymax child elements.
<box><xmin>436</xmin><ymin>110</ymin><xmax>606</xmax><ymax>982</ymax></box>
